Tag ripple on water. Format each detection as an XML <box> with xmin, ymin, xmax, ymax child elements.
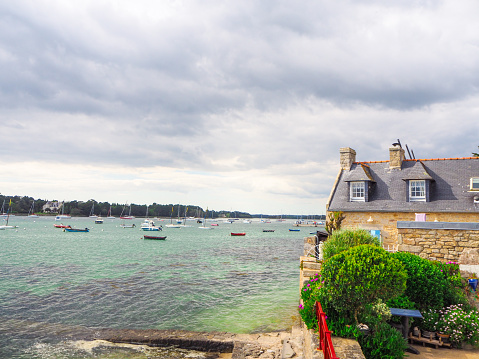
<box><xmin>0</xmin><ymin>217</ymin><xmax>305</xmax><ymax>357</ymax></box>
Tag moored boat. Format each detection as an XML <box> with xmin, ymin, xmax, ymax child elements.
<box><xmin>141</xmin><ymin>219</ymin><xmax>162</xmax><ymax>231</ymax></box>
<box><xmin>289</xmin><ymin>229</ymin><xmax>300</xmax><ymax>232</ymax></box>
<box><xmin>54</xmin><ymin>224</ymin><xmax>71</xmax><ymax>228</ymax></box>
<box><xmin>27</xmin><ymin>201</ymin><xmax>39</xmax><ymax>218</ymax></box>
<box><xmin>0</xmin><ymin>224</ymin><xmax>18</xmax><ymax>230</ymax></box>
<box><xmin>55</xmin><ymin>201</ymin><xmax>71</xmax><ymax>220</ymax></box>
<box><xmin>95</xmin><ymin>217</ymin><xmax>104</xmax><ymax>224</ymax></box>
<box><xmin>143</xmin><ymin>235</ymin><xmax>167</xmax><ymax>240</ymax></box>
<box><xmin>120</xmin><ymin>203</ymin><xmax>135</xmax><ymax>219</ymax></box>
<box><xmin>64</xmin><ymin>227</ymin><xmax>89</xmax><ymax>232</ymax></box>
<box><xmin>262</xmin><ymin>229</ymin><xmax>275</xmax><ymax>232</ymax></box>
<box><xmin>231</xmin><ymin>232</ymin><xmax>246</xmax><ymax>236</ymax></box>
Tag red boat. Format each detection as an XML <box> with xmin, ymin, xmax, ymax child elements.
<box><xmin>54</xmin><ymin>224</ymin><xmax>71</xmax><ymax>228</ymax></box>
<box><xmin>231</xmin><ymin>232</ymin><xmax>246</xmax><ymax>236</ymax></box>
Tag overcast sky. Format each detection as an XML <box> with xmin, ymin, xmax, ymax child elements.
<box><xmin>1</xmin><ymin>0</ymin><xmax>478</xmax><ymax>215</ymax></box>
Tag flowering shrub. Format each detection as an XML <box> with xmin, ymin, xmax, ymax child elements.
<box><xmin>298</xmin><ymin>272</ymin><xmax>324</xmax><ymax>330</ymax></box>
<box><xmin>437</xmin><ymin>304</ymin><xmax>479</xmax><ymax>346</ymax></box>
<box><xmin>420</xmin><ymin>308</ymin><xmax>440</xmax><ymax>332</ymax></box>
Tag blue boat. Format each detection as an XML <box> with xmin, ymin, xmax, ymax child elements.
<box><xmin>64</xmin><ymin>227</ymin><xmax>89</xmax><ymax>232</ymax></box>
<box><xmin>289</xmin><ymin>229</ymin><xmax>300</xmax><ymax>232</ymax></box>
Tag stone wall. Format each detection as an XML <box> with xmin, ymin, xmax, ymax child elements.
<box><xmin>333</xmin><ymin>211</ymin><xmax>479</xmax><ymax>246</ymax></box>
<box><xmin>398</xmin><ymin>226</ymin><xmax>479</xmax><ymax>264</ymax></box>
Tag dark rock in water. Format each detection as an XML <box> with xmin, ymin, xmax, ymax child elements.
<box><xmin>96</xmin><ymin>328</ymin><xmax>235</xmax><ymax>353</ymax></box>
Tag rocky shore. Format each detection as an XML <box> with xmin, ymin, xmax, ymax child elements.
<box><xmin>92</xmin><ymin>325</ymin><xmax>305</xmax><ymax>359</ymax></box>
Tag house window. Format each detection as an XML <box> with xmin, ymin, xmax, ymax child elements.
<box><xmin>471</xmin><ymin>178</ymin><xmax>479</xmax><ymax>191</ymax></box>
<box><xmin>350</xmin><ymin>181</ymin><xmax>365</xmax><ymax>202</ymax></box>
<box><xmin>409</xmin><ymin>180</ymin><xmax>426</xmax><ymax>201</ymax></box>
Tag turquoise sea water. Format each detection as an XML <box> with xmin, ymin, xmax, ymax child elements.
<box><xmin>0</xmin><ymin>216</ymin><xmax>308</xmax><ymax>358</ymax></box>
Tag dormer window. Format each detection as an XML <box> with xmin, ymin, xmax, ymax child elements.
<box><xmin>350</xmin><ymin>181</ymin><xmax>365</xmax><ymax>202</ymax></box>
<box><xmin>471</xmin><ymin>178</ymin><xmax>479</xmax><ymax>191</ymax></box>
<box><xmin>409</xmin><ymin>180</ymin><xmax>426</xmax><ymax>201</ymax></box>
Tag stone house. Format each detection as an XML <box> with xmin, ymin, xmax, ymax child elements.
<box><xmin>326</xmin><ymin>145</ymin><xmax>479</xmax><ymax>265</ymax></box>
<box><xmin>42</xmin><ymin>201</ymin><xmax>61</xmax><ymax>213</ymax></box>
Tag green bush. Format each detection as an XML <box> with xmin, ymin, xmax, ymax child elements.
<box><xmin>322</xmin><ymin>229</ymin><xmax>380</xmax><ymax>260</ymax></box>
<box><xmin>391</xmin><ymin>252</ymin><xmax>448</xmax><ymax>311</ymax></box>
<box><xmin>321</xmin><ymin>245</ymin><xmax>407</xmax><ymax>323</ymax></box>
<box><xmin>386</xmin><ymin>294</ymin><xmax>417</xmax><ymax>325</ymax></box>
<box><xmin>358</xmin><ymin>322</ymin><xmax>408</xmax><ymax>359</ymax></box>
<box><xmin>298</xmin><ymin>272</ymin><xmax>323</xmax><ymax>330</ymax></box>
<box><xmin>359</xmin><ymin>299</ymin><xmax>392</xmax><ymax>330</ymax></box>
<box><xmin>432</xmin><ymin>261</ymin><xmax>468</xmax><ymax>307</ymax></box>
<box><xmin>386</xmin><ymin>294</ymin><xmax>416</xmax><ymax>310</ymax></box>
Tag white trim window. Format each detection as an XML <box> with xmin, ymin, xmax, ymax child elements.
<box><xmin>471</xmin><ymin>178</ymin><xmax>479</xmax><ymax>191</ymax></box>
<box><xmin>350</xmin><ymin>181</ymin><xmax>365</xmax><ymax>202</ymax></box>
<box><xmin>409</xmin><ymin>180</ymin><xmax>426</xmax><ymax>201</ymax></box>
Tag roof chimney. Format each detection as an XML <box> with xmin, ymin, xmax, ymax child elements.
<box><xmin>389</xmin><ymin>145</ymin><xmax>405</xmax><ymax>169</ymax></box>
<box><xmin>340</xmin><ymin>147</ymin><xmax>356</xmax><ymax>171</ymax></box>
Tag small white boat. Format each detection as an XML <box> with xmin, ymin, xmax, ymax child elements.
<box><xmin>142</xmin><ymin>226</ymin><xmax>161</xmax><ymax>231</ymax></box>
<box><xmin>27</xmin><ymin>201</ymin><xmax>39</xmax><ymax>218</ymax></box>
<box><xmin>89</xmin><ymin>204</ymin><xmax>98</xmax><ymax>218</ymax></box>
<box><xmin>1</xmin><ymin>200</ymin><xmax>17</xmax><ymax>229</ymax></box>
<box><xmin>55</xmin><ymin>201</ymin><xmax>71</xmax><ymax>220</ymax></box>
<box><xmin>106</xmin><ymin>206</ymin><xmax>115</xmax><ymax>219</ymax></box>
<box><xmin>56</xmin><ymin>215</ymin><xmax>72</xmax><ymax>220</ymax></box>
<box><xmin>141</xmin><ymin>219</ymin><xmax>162</xmax><ymax>231</ymax></box>
<box><xmin>95</xmin><ymin>217</ymin><xmax>104</xmax><ymax>224</ymax></box>
<box><xmin>0</xmin><ymin>225</ymin><xmax>18</xmax><ymax>230</ymax></box>
<box><xmin>120</xmin><ymin>223</ymin><xmax>136</xmax><ymax>228</ymax></box>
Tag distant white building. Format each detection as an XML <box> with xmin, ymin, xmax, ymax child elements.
<box><xmin>42</xmin><ymin>201</ymin><xmax>61</xmax><ymax>212</ymax></box>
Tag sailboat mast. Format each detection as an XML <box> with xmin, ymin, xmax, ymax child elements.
<box><xmin>5</xmin><ymin>199</ymin><xmax>11</xmax><ymax>226</ymax></box>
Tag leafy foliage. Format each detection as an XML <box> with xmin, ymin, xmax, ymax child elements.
<box><xmin>298</xmin><ymin>273</ymin><xmax>324</xmax><ymax>330</ymax></box>
<box><xmin>358</xmin><ymin>322</ymin><xmax>408</xmax><ymax>359</ymax></box>
<box><xmin>432</xmin><ymin>261</ymin><xmax>468</xmax><ymax>306</ymax></box>
<box><xmin>320</xmin><ymin>245</ymin><xmax>407</xmax><ymax>323</ymax></box>
<box><xmin>391</xmin><ymin>252</ymin><xmax>448</xmax><ymax>311</ymax></box>
<box><xmin>322</xmin><ymin>229</ymin><xmax>380</xmax><ymax>260</ymax></box>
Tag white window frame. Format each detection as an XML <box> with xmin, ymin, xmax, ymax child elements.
<box><xmin>409</xmin><ymin>180</ymin><xmax>426</xmax><ymax>201</ymax></box>
<box><xmin>471</xmin><ymin>178</ymin><xmax>479</xmax><ymax>191</ymax></box>
<box><xmin>350</xmin><ymin>181</ymin><xmax>365</xmax><ymax>202</ymax></box>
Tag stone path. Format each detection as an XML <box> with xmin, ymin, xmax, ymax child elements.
<box><xmin>408</xmin><ymin>344</ymin><xmax>479</xmax><ymax>359</ymax></box>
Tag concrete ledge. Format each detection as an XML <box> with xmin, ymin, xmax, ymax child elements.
<box><xmin>301</xmin><ymin>322</ymin><xmax>365</xmax><ymax>359</ymax></box>
<box><xmin>397</xmin><ymin>221</ymin><xmax>479</xmax><ymax>230</ymax></box>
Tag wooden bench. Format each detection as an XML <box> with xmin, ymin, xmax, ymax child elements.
<box><xmin>408</xmin><ymin>332</ymin><xmax>452</xmax><ymax>349</ymax></box>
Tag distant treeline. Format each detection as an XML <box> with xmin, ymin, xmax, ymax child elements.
<box><xmin>0</xmin><ymin>194</ymin><xmax>325</xmax><ymax>220</ymax></box>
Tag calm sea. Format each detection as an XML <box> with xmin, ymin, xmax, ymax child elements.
<box><xmin>0</xmin><ymin>216</ymin><xmax>308</xmax><ymax>358</ymax></box>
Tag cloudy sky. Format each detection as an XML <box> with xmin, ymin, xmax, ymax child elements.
<box><xmin>1</xmin><ymin>0</ymin><xmax>478</xmax><ymax>215</ymax></box>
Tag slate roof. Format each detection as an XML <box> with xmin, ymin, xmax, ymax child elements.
<box><xmin>327</xmin><ymin>157</ymin><xmax>479</xmax><ymax>213</ymax></box>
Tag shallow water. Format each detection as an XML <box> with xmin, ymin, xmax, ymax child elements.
<box><xmin>0</xmin><ymin>217</ymin><xmax>309</xmax><ymax>358</ymax></box>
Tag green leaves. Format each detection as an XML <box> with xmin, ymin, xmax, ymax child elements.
<box><xmin>322</xmin><ymin>229</ymin><xmax>381</xmax><ymax>260</ymax></box>
<box><xmin>321</xmin><ymin>245</ymin><xmax>407</xmax><ymax>323</ymax></box>
<box><xmin>391</xmin><ymin>252</ymin><xmax>449</xmax><ymax>311</ymax></box>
